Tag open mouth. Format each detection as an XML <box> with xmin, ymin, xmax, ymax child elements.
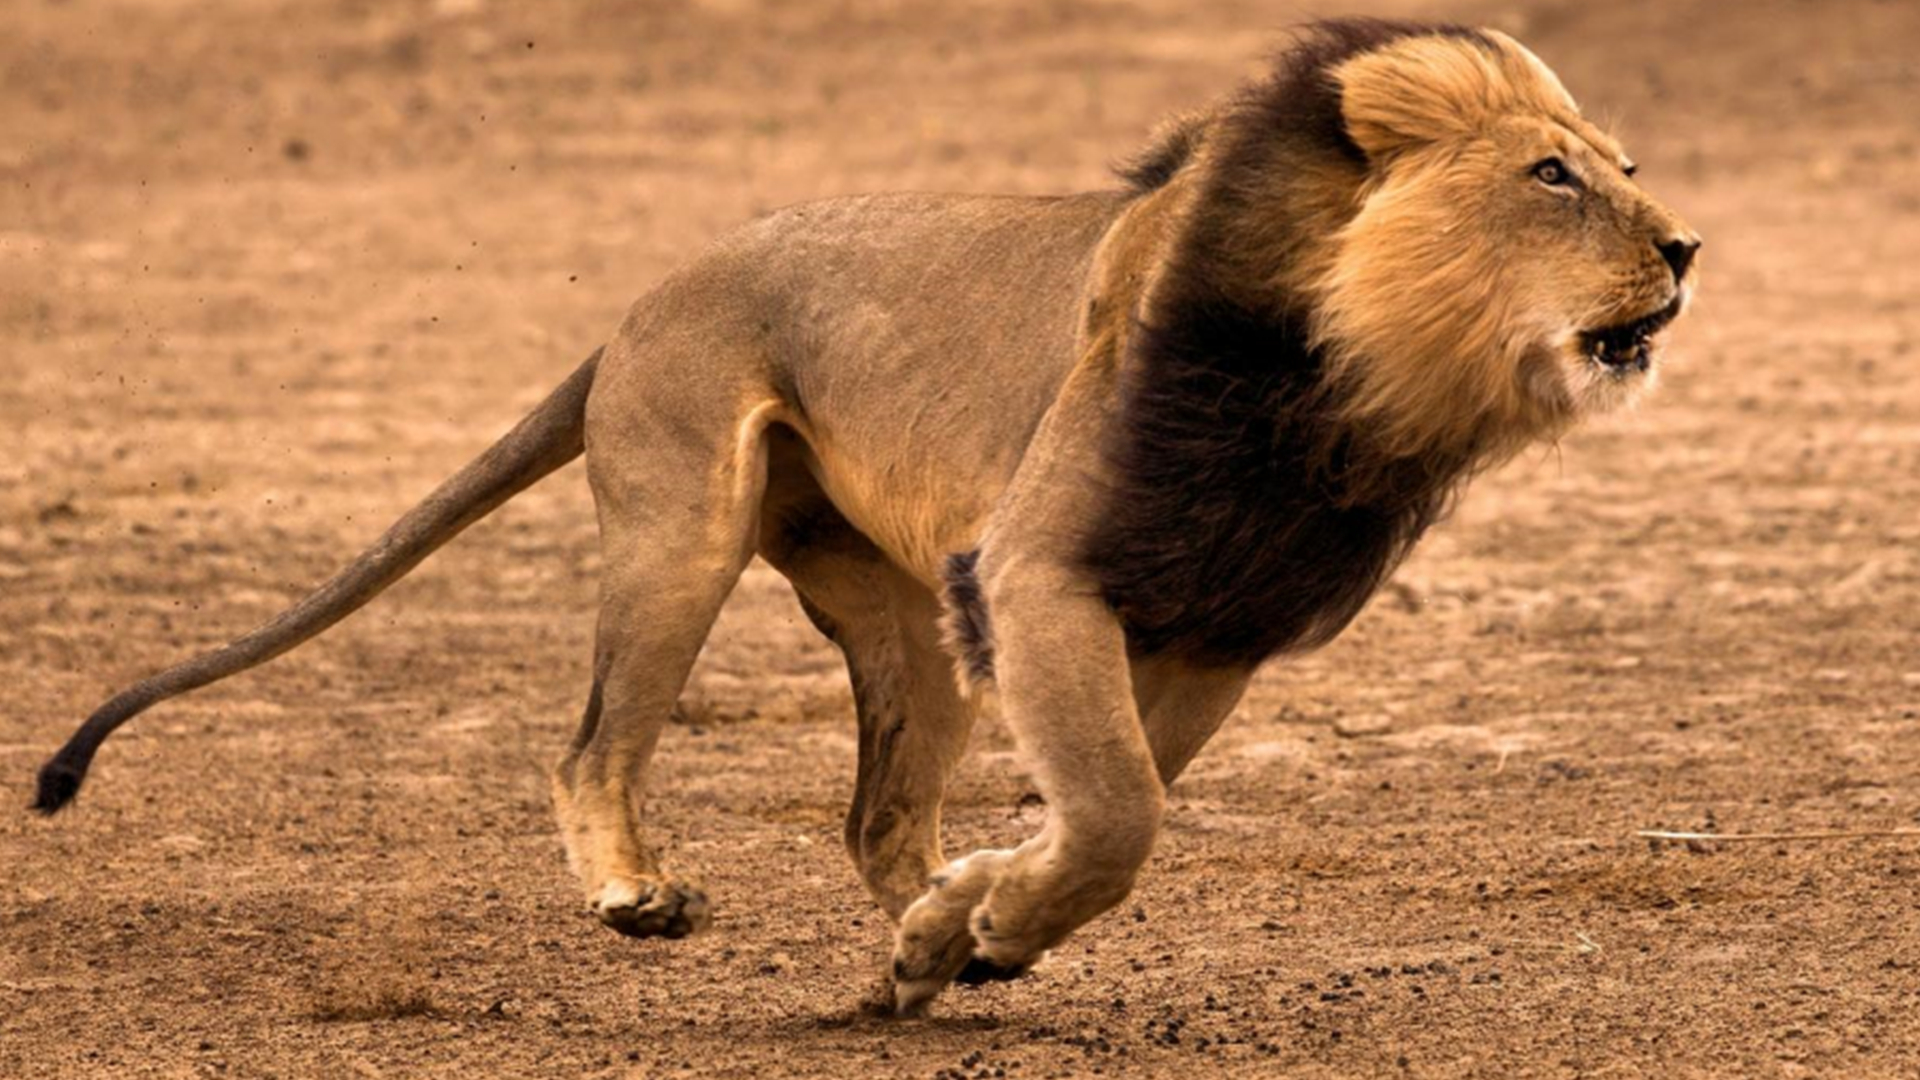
<box><xmin>1579</xmin><ymin>294</ymin><xmax>1683</xmax><ymax>374</ymax></box>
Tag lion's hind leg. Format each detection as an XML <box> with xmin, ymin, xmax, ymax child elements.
<box><xmin>551</xmin><ymin>589</ymin><xmax>722</xmax><ymax>941</ymax></box>
<box><xmin>552</xmin><ymin>667</ymin><xmax>710</xmax><ymax>939</ymax></box>
<box><xmin>800</xmin><ymin>566</ymin><xmax>992</xmax><ymax>1008</ymax></box>
<box><xmin>552</xmin><ymin>375</ymin><xmax>779</xmax><ymax>941</ymax></box>
<box><xmin>758</xmin><ymin>445</ymin><xmax>979</xmax><ymax>923</ymax></box>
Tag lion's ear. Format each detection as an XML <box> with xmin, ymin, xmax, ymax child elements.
<box><xmin>1331</xmin><ymin>36</ymin><xmax>1503</xmax><ymax>162</ymax></box>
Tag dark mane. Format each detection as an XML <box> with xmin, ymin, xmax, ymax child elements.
<box><xmin>1116</xmin><ymin>112</ymin><xmax>1209</xmax><ymax>191</ymax></box>
<box><xmin>1081</xmin><ymin>19</ymin><xmax>1493</xmax><ymax>667</ymax></box>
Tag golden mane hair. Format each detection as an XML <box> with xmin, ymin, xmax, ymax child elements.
<box><xmin>1311</xmin><ymin>30</ymin><xmax>1618</xmax><ymax>462</ymax></box>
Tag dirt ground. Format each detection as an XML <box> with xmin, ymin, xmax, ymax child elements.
<box><xmin>3</xmin><ymin>0</ymin><xmax>1918</xmax><ymax>1076</ymax></box>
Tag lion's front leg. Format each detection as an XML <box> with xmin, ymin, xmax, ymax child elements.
<box><xmin>890</xmin><ymin>558</ymin><xmax>1164</xmax><ymax>1014</ymax></box>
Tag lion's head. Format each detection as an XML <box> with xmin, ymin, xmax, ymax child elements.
<box><xmin>1094</xmin><ymin>20</ymin><xmax>1702</xmax><ymax>665</ymax></box>
<box><xmin>1304</xmin><ymin>27</ymin><xmax>1700</xmax><ymax>459</ymax></box>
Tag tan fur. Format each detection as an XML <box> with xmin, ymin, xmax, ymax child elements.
<box><xmin>42</xmin><ymin>24</ymin><xmax>1697</xmax><ymax>1017</ymax></box>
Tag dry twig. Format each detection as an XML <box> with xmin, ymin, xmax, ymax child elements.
<box><xmin>1635</xmin><ymin>828</ymin><xmax>1920</xmax><ymax>843</ymax></box>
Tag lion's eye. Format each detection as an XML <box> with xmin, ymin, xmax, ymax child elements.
<box><xmin>1531</xmin><ymin>158</ymin><xmax>1572</xmax><ymax>186</ymax></box>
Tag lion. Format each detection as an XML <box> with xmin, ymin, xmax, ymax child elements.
<box><xmin>34</xmin><ymin>19</ymin><xmax>1698</xmax><ymax>1014</ymax></box>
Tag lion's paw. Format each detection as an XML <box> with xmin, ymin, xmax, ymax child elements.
<box><xmin>967</xmin><ymin>906</ymin><xmax>1055</xmax><ymax>972</ymax></box>
<box><xmin>888</xmin><ymin>850</ymin><xmax>1013</xmax><ymax>1015</ymax></box>
<box><xmin>591</xmin><ymin>877</ymin><xmax>711</xmax><ymax>940</ymax></box>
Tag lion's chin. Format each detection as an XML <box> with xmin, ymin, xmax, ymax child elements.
<box><xmin>1521</xmin><ymin>333</ymin><xmax>1659</xmax><ymax>425</ymax></box>
<box><xmin>1547</xmin><ymin>338</ymin><xmax>1661</xmax><ymax>419</ymax></box>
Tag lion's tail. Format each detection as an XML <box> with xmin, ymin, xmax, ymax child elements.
<box><xmin>33</xmin><ymin>349</ymin><xmax>602</xmax><ymax>814</ymax></box>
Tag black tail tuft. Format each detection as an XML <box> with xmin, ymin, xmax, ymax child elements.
<box><xmin>32</xmin><ymin>757</ymin><xmax>86</xmax><ymax>814</ymax></box>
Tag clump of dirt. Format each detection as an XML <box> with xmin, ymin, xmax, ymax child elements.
<box><xmin>309</xmin><ymin>987</ymin><xmax>442</xmax><ymax>1025</ymax></box>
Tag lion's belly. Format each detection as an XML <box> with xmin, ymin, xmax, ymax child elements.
<box><xmin>737</xmin><ymin>191</ymin><xmax>1123</xmax><ymax>581</ymax></box>
<box><xmin>791</xmin><ymin>330</ymin><xmax>1075</xmax><ymax>584</ymax></box>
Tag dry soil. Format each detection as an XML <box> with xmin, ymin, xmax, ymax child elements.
<box><xmin>3</xmin><ymin>1</ymin><xmax>1919</xmax><ymax>1077</ymax></box>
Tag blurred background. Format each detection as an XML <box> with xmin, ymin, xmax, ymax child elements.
<box><xmin>3</xmin><ymin>1</ymin><xmax>1917</xmax><ymax>1076</ymax></box>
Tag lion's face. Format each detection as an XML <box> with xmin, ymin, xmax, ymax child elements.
<box><xmin>1311</xmin><ymin>30</ymin><xmax>1699</xmax><ymax>459</ymax></box>
<box><xmin>1479</xmin><ymin>109</ymin><xmax>1699</xmax><ymax>414</ymax></box>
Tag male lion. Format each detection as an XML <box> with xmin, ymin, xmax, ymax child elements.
<box><xmin>36</xmin><ymin>19</ymin><xmax>1698</xmax><ymax>1013</ymax></box>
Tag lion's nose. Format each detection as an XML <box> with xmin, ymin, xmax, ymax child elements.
<box><xmin>1657</xmin><ymin>235</ymin><xmax>1700</xmax><ymax>281</ymax></box>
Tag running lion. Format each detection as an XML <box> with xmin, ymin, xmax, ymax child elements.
<box><xmin>35</xmin><ymin>19</ymin><xmax>1700</xmax><ymax>1014</ymax></box>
